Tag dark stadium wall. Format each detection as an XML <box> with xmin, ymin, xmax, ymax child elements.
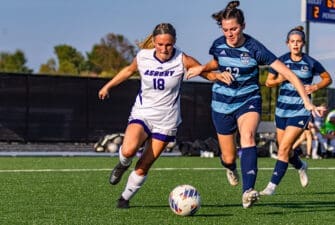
<box><xmin>0</xmin><ymin>73</ymin><xmax>216</xmax><ymax>143</ymax></box>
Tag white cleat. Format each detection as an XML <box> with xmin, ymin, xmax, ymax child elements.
<box><xmin>242</xmin><ymin>188</ymin><xmax>260</xmax><ymax>208</ymax></box>
<box><xmin>260</xmin><ymin>182</ymin><xmax>276</xmax><ymax>196</ymax></box>
<box><xmin>298</xmin><ymin>161</ymin><xmax>309</xmax><ymax>187</ymax></box>
<box><xmin>312</xmin><ymin>155</ymin><xmax>322</xmax><ymax>160</ymax></box>
<box><xmin>226</xmin><ymin>169</ymin><xmax>239</xmax><ymax>186</ymax></box>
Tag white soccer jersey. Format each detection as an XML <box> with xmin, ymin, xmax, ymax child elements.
<box><xmin>129</xmin><ymin>48</ymin><xmax>185</xmax><ymax>136</ymax></box>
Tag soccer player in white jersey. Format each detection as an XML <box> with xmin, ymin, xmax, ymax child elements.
<box><xmin>98</xmin><ymin>23</ymin><xmax>214</xmax><ymax>208</ymax></box>
<box><xmin>260</xmin><ymin>26</ymin><xmax>332</xmax><ymax>196</ymax></box>
<box><xmin>186</xmin><ymin>1</ymin><xmax>323</xmax><ymax>208</ymax></box>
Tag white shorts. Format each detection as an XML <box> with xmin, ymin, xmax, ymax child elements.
<box><xmin>128</xmin><ymin>106</ymin><xmax>180</xmax><ymax>142</ymax></box>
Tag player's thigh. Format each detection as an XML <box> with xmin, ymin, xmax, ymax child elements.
<box><xmin>122</xmin><ymin>123</ymin><xmax>148</xmax><ymax>155</ymax></box>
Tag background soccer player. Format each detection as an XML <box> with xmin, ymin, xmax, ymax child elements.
<box><xmin>261</xmin><ymin>25</ymin><xmax>332</xmax><ymax>196</ymax></box>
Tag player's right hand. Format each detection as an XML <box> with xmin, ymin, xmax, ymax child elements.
<box><xmin>216</xmin><ymin>71</ymin><xmax>234</xmax><ymax>85</ymax></box>
<box><xmin>98</xmin><ymin>88</ymin><xmax>109</xmax><ymax>100</ymax></box>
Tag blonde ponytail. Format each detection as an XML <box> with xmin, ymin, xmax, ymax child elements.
<box><xmin>137</xmin><ymin>34</ymin><xmax>155</xmax><ymax>49</ymax></box>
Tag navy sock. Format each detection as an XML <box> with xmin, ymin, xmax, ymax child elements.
<box><xmin>220</xmin><ymin>158</ymin><xmax>237</xmax><ymax>171</ymax></box>
<box><xmin>289</xmin><ymin>149</ymin><xmax>303</xmax><ymax>169</ymax></box>
<box><xmin>270</xmin><ymin>160</ymin><xmax>288</xmax><ymax>185</ymax></box>
<box><xmin>240</xmin><ymin>146</ymin><xmax>258</xmax><ymax>193</ymax></box>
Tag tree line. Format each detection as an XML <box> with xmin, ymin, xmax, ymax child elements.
<box><xmin>0</xmin><ymin>33</ymin><xmax>137</xmax><ymax>78</ymax></box>
<box><xmin>0</xmin><ymin>32</ymin><xmax>328</xmax><ymax>108</ymax></box>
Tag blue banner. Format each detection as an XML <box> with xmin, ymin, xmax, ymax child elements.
<box><xmin>306</xmin><ymin>0</ymin><xmax>335</xmax><ymax>23</ymax></box>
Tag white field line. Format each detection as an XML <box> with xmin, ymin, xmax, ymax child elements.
<box><xmin>0</xmin><ymin>167</ymin><xmax>334</xmax><ymax>173</ymax></box>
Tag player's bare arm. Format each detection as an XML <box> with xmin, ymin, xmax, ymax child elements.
<box><xmin>98</xmin><ymin>59</ymin><xmax>138</xmax><ymax>100</ymax></box>
<box><xmin>186</xmin><ymin>59</ymin><xmax>219</xmax><ymax>79</ymax></box>
<box><xmin>265</xmin><ymin>73</ymin><xmax>286</xmax><ymax>87</ymax></box>
<box><xmin>305</xmin><ymin>71</ymin><xmax>332</xmax><ymax>94</ymax></box>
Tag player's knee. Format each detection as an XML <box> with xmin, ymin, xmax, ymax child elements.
<box><xmin>121</xmin><ymin>146</ymin><xmax>138</xmax><ymax>158</ymax></box>
<box><xmin>221</xmin><ymin>155</ymin><xmax>235</xmax><ymax>164</ymax></box>
<box><xmin>277</xmin><ymin>146</ymin><xmax>292</xmax><ymax>158</ymax></box>
<box><xmin>240</xmin><ymin>132</ymin><xmax>256</xmax><ymax>146</ymax></box>
<box><xmin>121</xmin><ymin>141</ymin><xmax>142</xmax><ymax>157</ymax></box>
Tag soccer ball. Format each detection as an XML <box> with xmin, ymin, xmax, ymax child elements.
<box><xmin>106</xmin><ymin>142</ymin><xmax>119</xmax><ymax>153</ymax></box>
<box><xmin>168</xmin><ymin>184</ymin><xmax>201</xmax><ymax>216</ymax></box>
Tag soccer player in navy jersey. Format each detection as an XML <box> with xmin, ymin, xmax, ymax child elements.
<box><xmin>186</xmin><ymin>1</ymin><xmax>323</xmax><ymax>208</ymax></box>
<box><xmin>98</xmin><ymin>23</ymin><xmax>217</xmax><ymax>209</ymax></box>
<box><xmin>260</xmin><ymin>26</ymin><xmax>332</xmax><ymax>196</ymax></box>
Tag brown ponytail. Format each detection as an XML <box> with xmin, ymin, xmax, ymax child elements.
<box><xmin>212</xmin><ymin>1</ymin><xmax>244</xmax><ymax>26</ymax></box>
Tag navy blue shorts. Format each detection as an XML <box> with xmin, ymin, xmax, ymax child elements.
<box><xmin>275</xmin><ymin>115</ymin><xmax>312</xmax><ymax>130</ymax></box>
<box><xmin>212</xmin><ymin>98</ymin><xmax>261</xmax><ymax>135</ymax></box>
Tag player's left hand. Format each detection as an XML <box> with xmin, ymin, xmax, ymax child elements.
<box><xmin>311</xmin><ymin>105</ymin><xmax>327</xmax><ymax>118</ymax></box>
<box><xmin>186</xmin><ymin>66</ymin><xmax>204</xmax><ymax>80</ymax></box>
<box><xmin>304</xmin><ymin>84</ymin><xmax>318</xmax><ymax>95</ymax></box>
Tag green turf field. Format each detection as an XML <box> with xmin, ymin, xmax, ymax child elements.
<box><xmin>0</xmin><ymin>156</ymin><xmax>334</xmax><ymax>225</ymax></box>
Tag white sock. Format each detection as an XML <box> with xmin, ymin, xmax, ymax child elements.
<box><xmin>121</xmin><ymin>171</ymin><xmax>147</xmax><ymax>200</ymax></box>
<box><xmin>312</xmin><ymin>140</ymin><xmax>319</xmax><ymax>157</ymax></box>
<box><xmin>119</xmin><ymin>146</ymin><xmax>132</xmax><ymax>166</ymax></box>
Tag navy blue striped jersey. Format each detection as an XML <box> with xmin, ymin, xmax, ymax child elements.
<box><xmin>269</xmin><ymin>53</ymin><xmax>326</xmax><ymax>118</ymax></box>
<box><xmin>209</xmin><ymin>34</ymin><xmax>277</xmax><ymax>114</ymax></box>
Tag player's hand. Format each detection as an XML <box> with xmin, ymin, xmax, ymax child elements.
<box><xmin>314</xmin><ymin>105</ymin><xmax>327</xmax><ymax>117</ymax></box>
<box><xmin>98</xmin><ymin>87</ymin><xmax>109</xmax><ymax>100</ymax></box>
<box><xmin>307</xmin><ymin>104</ymin><xmax>326</xmax><ymax>118</ymax></box>
<box><xmin>186</xmin><ymin>66</ymin><xmax>204</xmax><ymax>80</ymax></box>
<box><xmin>304</xmin><ymin>84</ymin><xmax>318</xmax><ymax>95</ymax></box>
<box><xmin>216</xmin><ymin>71</ymin><xmax>234</xmax><ymax>85</ymax></box>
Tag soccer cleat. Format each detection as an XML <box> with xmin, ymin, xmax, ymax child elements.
<box><xmin>260</xmin><ymin>182</ymin><xmax>276</xmax><ymax>196</ymax></box>
<box><xmin>312</xmin><ymin>155</ymin><xmax>322</xmax><ymax>160</ymax></box>
<box><xmin>116</xmin><ymin>196</ymin><xmax>130</xmax><ymax>209</ymax></box>
<box><xmin>242</xmin><ymin>188</ymin><xmax>260</xmax><ymax>209</ymax></box>
<box><xmin>226</xmin><ymin>168</ymin><xmax>239</xmax><ymax>186</ymax></box>
<box><xmin>298</xmin><ymin>161</ymin><xmax>309</xmax><ymax>187</ymax></box>
<box><xmin>109</xmin><ymin>162</ymin><xmax>131</xmax><ymax>185</ymax></box>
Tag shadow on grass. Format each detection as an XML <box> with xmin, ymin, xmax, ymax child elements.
<box><xmin>283</xmin><ymin>191</ymin><xmax>335</xmax><ymax>196</ymax></box>
<box><xmin>126</xmin><ymin>200</ymin><xmax>334</xmax><ymax>217</ymax></box>
<box><xmin>122</xmin><ymin>204</ymin><xmax>235</xmax><ymax>217</ymax></box>
<box><xmin>257</xmin><ymin>200</ymin><xmax>335</xmax><ymax>214</ymax></box>
<box><xmin>202</xmin><ymin>203</ymin><xmax>242</xmax><ymax>208</ymax></box>
<box><xmin>192</xmin><ymin>213</ymin><xmax>234</xmax><ymax>217</ymax></box>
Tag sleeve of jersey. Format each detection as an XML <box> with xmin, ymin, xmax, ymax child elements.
<box><xmin>209</xmin><ymin>37</ymin><xmax>224</xmax><ymax>61</ymax></box>
<box><xmin>209</xmin><ymin>44</ymin><xmax>218</xmax><ymax>61</ymax></box>
<box><xmin>268</xmin><ymin>54</ymin><xmax>286</xmax><ymax>75</ymax></box>
<box><xmin>136</xmin><ymin>51</ymin><xmax>142</xmax><ymax>67</ymax></box>
<box><xmin>313</xmin><ymin>60</ymin><xmax>327</xmax><ymax>75</ymax></box>
<box><xmin>254</xmin><ymin>42</ymin><xmax>277</xmax><ymax>66</ymax></box>
<box><xmin>268</xmin><ymin>67</ymin><xmax>278</xmax><ymax>75</ymax></box>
